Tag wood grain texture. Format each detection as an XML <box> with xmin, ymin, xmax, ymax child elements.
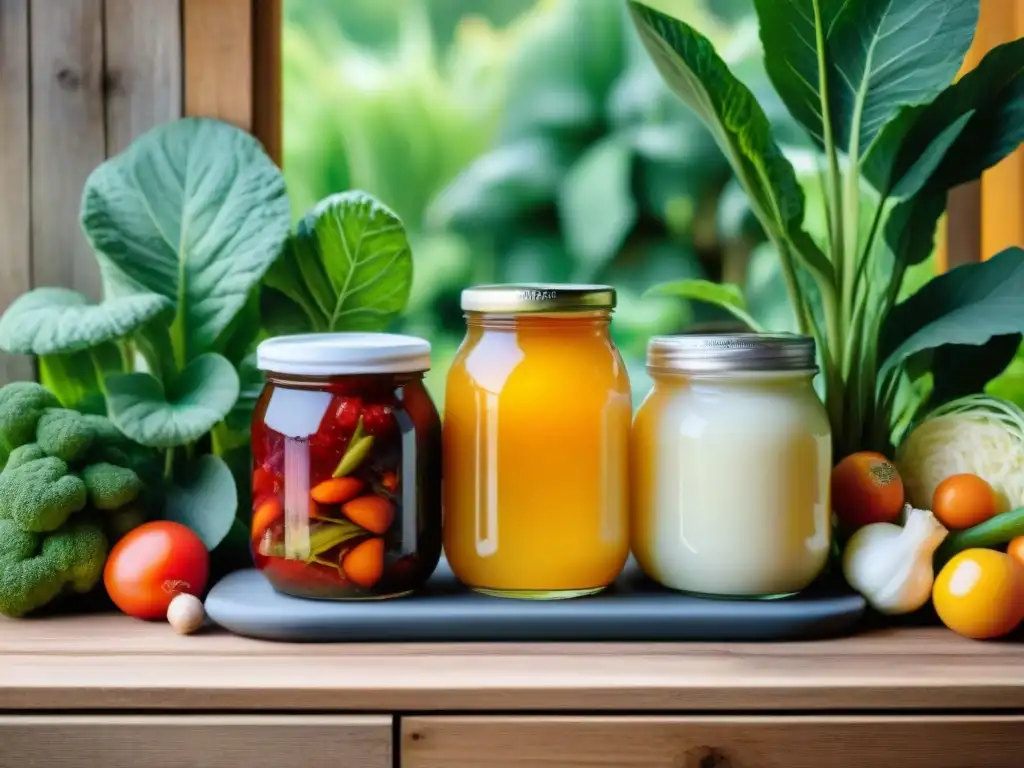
<box><xmin>1</xmin><ymin>616</ymin><xmax>1023</xmax><ymax>712</ymax></box>
<box><xmin>29</xmin><ymin>0</ymin><xmax>105</xmax><ymax>300</ymax></box>
<box><xmin>0</xmin><ymin>0</ymin><xmax>33</xmax><ymax>383</ymax></box>
<box><xmin>402</xmin><ymin>715</ymin><xmax>1024</xmax><ymax>768</ymax></box>
<box><xmin>183</xmin><ymin>0</ymin><xmax>253</xmax><ymax>129</ymax></box>
<box><xmin>103</xmin><ymin>0</ymin><xmax>183</xmax><ymax>155</ymax></box>
<box><xmin>946</xmin><ymin>182</ymin><xmax>983</xmax><ymax>268</ymax></box>
<box><xmin>0</xmin><ymin>715</ymin><xmax>392</xmax><ymax>768</ymax></box>
<box><xmin>253</xmin><ymin>0</ymin><xmax>281</xmax><ymax>164</ymax></box>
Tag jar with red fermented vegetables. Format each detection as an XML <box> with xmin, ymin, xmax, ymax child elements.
<box><xmin>251</xmin><ymin>333</ymin><xmax>442</xmax><ymax>599</ymax></box>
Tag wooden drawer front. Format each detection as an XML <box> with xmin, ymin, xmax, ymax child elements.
<box><xmin>0</xmin><ymin>715</ymin><xmax>391</xmax><ymax>768</ymax></box>
<box><xmin>402</xmin><ymin>715</ymin><xmax>1024</xmax><ymax>768</ymax></box>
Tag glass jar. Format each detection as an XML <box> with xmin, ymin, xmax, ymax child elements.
<box><xmin>631</xmin><ymin>333</ymin><xmax>831</xmax><ymax>599</ymax></box>
<box><xmin>443</xmin><ymin>284</ymin><xmax>632</xmax><ymax>599</ymax></box>
<box><xmin>251</xmin><ymin>333</ymin><xmax>442</xmax><ymax>600</ymax></box>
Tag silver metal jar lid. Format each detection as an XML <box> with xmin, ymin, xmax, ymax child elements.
<box><xmin>460</xmin><ymin>283</ymin><xmax>616</xmax><ymax>313</ymax></box>
<box><xmin>647</xmin><ymin>333</ymin><xmax>817</xmax><ymax>374</ymax></box>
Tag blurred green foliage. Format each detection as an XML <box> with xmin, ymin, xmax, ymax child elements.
<box><xmin>282</xmin><ymin>0</ymin><xmax>939</xmax><ymax>406</ymax></box>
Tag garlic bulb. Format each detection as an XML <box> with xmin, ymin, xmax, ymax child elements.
<box><xmin>842</xmin><ymin>504</ymin><xmax>949</xmax><ymax>615</ymax></box>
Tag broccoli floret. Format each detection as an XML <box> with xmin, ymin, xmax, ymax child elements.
<box><xmin>0</xmin><ymin>521</ymin><xmax>62</xmax><ymax>617</ymax></box>
<box><xmin>36</xmin><ymin>408</ymin><xmax>96</xmax><ymax>462</ymax></box>
<box><xmin>0</xmin><ymin>518</ymin><xmax>107</xmax><ymax>618</ymax></box>
<box><xmin>82</xmin><ymin>462</ymin><xmax>142</xmax><ymax>510</ymax></box>
<box><xmin>3</xmin><ymin>443</ymin><xmax>46</xmax><ymax>473</ymax></box>
<box><xmin>43</xmin><ymin>519</ymin><xmax>108</xmax><ymax>592</ymax></box>
<box><xmin>0</xmin><ymin>456</ymin><xmax>87</xmax><ymax>532</ymax></box>
<box><xmin>0</xmin><ymin>382</ymin><xmax>59</xmax><ymax>450</ymax></box>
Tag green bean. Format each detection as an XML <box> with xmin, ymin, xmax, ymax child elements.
<box><xmin>934</xmin><ymin>507</ymin><xmax>1024</xmax><ymax>569</ymax></box>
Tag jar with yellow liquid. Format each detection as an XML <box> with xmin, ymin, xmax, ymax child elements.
<box><xmin>631</xmin><ymin>333</ymin><xmax>832</xmax><ymax>599</ymax></box>
<box><xmin>443</xmin><ymin>284</ymin><xmax>632</xmax><ymax>599</ymax></box>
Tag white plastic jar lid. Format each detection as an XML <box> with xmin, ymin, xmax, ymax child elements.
<box><xmin>256</xmin><ymin>332</ymin><xmax>431</xmax><ymax>376</ymax></box>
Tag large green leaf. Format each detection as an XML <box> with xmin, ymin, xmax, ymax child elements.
<box><xmin>757</xmin><ymin>0</ymin><xmax>977</xmax><ymax>153</ymax></box>
<box><xmin>866</xmin><ymin>38</ymin><xmax>1024</xmax><ymax>199</ymax></box>
<box><xmin>0</xmin><ymin>288</ymin><xmax>170</xmax><ymax>356</ymax></box>
<box><xmin>929</xmin><ymin>335</ymin><xmax>1023</xmax><ymax>408</ymax></box>
<box><xmin>752</xmin><ymin>0</ymin><xmax>846</xmax><ymax>146</ymax></box>
<box><xmin>880</xmin><ymin>194</ymin><xmax>946</xmax><ymax>277</ymax></box>
<box><xmin>879</xmin><ymin>247</ymin><xmax>1024</xmax><ymax>379</ymax></box>
<box><xmin>38</xmin><ymin>344</ymin><xmax>122</xmax><ymax>415</ymax></box>
<box><xmin>929</xmin><ymin>38</ymin><xmax>1024</xmax><ymax>190</ymax></box>
<box><xmin>864</xmin><ymin>109</ymin><xmax>974</xmax><ymax>201</ymax></box>
<box><xmin>262</xmin><ymin>190</ymin><xmax>412</xmax><ymax>332</ymax></box>
<box><xmin>558</xmin><ymin>135</ymin><xmax>637</xmax><ymax>280</ymax></box>
<box><xmin>426</xmin><ymin>139</ymin><xmax>574</xmax><ymax>233</ymax></box>
<box><xmin>163</xmin><ymin>454</ymin><xmax>238</xmax><ymax>550</ymax></box>
<box><xmin>259</xmin><ymin>288</ymin><xmax>316</xmax><ymax>338</ymax></box>
<box><xmin>106</xmin><ymin>353</ymin><xmax>240</xmax><ymax>448</ymax></box>
<box><xmin>647</xmin><ymin>279</ymin><xmax>765</xmax><ymax>331</ymax></box>
<box><xmin>499</xmin><ymin>0</ymin><xmax>625</xmax><ymax>140</ymax></box>
<box><xmin>80</xmin><ymin>117</ymin><xmax>290</xmax><ymax>360</ymax></box>
<box><xmin>627</xmin><ymin>1</ymin><xmax>831</xmax><ymax>283</ymax></box>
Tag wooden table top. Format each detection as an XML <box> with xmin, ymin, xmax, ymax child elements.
<box><xmin>1</xmin><ymin>616</ymin><xmax>1023</xmax><ymax>712</ymax></box>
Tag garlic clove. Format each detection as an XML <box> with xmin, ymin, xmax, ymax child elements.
<box><xmin>842</xmin><ymin>506</ymin><xmax>948</xmax><ymax>615</ymax></box>
<box><xmin>167</xmin><ymin>592</ymin><xmax>206</xmax><ymax>635</ymax></box>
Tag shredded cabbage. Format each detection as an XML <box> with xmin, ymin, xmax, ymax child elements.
<box><xmin>896</xmin><ymin>394</ymin><xmax>1024</xmax><ymax>512</ymax></box>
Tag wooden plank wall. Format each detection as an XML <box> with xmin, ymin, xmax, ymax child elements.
<box><xmin>0</xmin><ymin>1</ymin><xmax>33</xmax><ymax>383</ymax></box>
<box><xmin>0</xmin><ymin>0</ymin><xmax>182</xmax><ymax>384</ymax></box>
<box><xmin>0</xmin><ymin>0</ymin><xmax>280</xmax><ymax>386</ymax></box>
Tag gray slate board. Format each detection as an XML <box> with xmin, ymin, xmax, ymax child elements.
<box><xmin>205</xmin><ymin>558</ymin><xmax>866</xmax><ymax>643</ymax></box>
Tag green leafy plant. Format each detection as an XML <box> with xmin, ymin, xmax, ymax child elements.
<box><xmin>262</xmin><ymin>191</ymin><xmax>413</xmax><ymax>334</ymax></box>
<box><xmin>425</xmin><ymin>0</ymin><xmax>807</xmax><ymax>400</ymax></box>
<box><xmin>629</xmin><ymin>0</ymin><xmax>1024</xmax><ymax>456</ymax></box>
<box><xmin>0</xmin><ymin>117</ymin><xmax>415</xmax><ymax>567</ymax></box>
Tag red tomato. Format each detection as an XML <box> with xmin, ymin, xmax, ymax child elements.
<box><xmin>104</xmin><ymin>521</ymin><xmax>210</xmax><ymax>620</ymax></box>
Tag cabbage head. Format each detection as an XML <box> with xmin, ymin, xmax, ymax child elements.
<box><xmin>896</xmin><ymin>395</ymin><xmax>1024</xmax><ymax>512</ymax></box>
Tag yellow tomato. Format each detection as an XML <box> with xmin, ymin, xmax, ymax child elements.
<box><xmin>933</xmin><ymin>549</ymin><xmax>1024</xmax><ymax>640</ymax></box>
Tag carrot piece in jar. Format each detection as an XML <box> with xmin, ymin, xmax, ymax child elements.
<box><xmin>341</xmin><ymin>495</ymin><xmax>394</xmax><ymax>534</ymax></box>
<box><xmin>310</xmin><ymin>477</ymin><xmax>364</xmax><ymax>505</ymax></box>
<box><xmin>341</xmin><ymin>537</ymin><xmax>384</xmax><ymax>588</ymax></box>
<box><xmin>252</xmin><ymin>496</ymin><xmax>283</xmax><ymax>539</ymax></box>
<box><xmin>381</xmin><ymin>470</ymin><xmax>399</xmax><ymax>493</ymax></box>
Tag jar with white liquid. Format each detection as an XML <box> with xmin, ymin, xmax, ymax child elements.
<box><xmin>630</xmin><ymin>333</ymin><xmax>831</xmax><ymax>599</ymax></box>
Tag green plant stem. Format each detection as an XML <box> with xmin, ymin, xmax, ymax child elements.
<box><xmin>772</xmin><ymin>238</ymin><xmax>811</xmax><ymax>336</ymax></box>
<box><xmin>812</xmin><ymin>0</ymin><xmax>845</xmax><ymax>277</ymax></box>
<box><xmin>88</xmin><ymin>350</ymin><xmax>110</xmax><ymax>396</ymax></box>
<box><xmin>116</xmin><ymin>340</ymin><xmax>134</xmax><ymax>372</ymax></box>
<box><xmin>840</xmin><ymin>177</ymin><xmax>861</xmax><ymax>346</ymax></box>
<box><xmin>852</xmin><ymin>201</ymin><xmax>886</xmax><ymax>306</ymax></box>
<box><xmin>809</xmin><ymin>0</ymin><xmax>847</xmax><ymax>433</ymax></box>
<box><xmin>210</xmin><ymin>426</ymin><xmax>224</xmax><ymax>457</ymax></box>
<box><xmin>164</xmin><ymin>448</ymin><xmax>175</xmax><ymax>482</ymax></box>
